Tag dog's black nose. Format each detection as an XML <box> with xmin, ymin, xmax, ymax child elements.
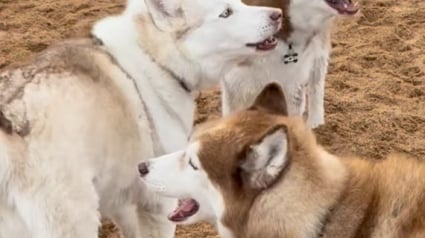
<box><xmin>138</xmin><ymin>162</ymin><xmax>149</xmax><ymax>176</ymax></box>
<box><xmin>270</xmin><ymin>12</ymin><xmax>282</xmax><ymax>21</ymax></box>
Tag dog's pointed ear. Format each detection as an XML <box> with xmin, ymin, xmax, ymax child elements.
<box><xmin>144</xmin><ymin>0</ymin><xmax>186</xmax><ymax>32</ymax></box>
<box><xmin>240</xmin><ymin>125</ymin><xmax>289</xmax><ymax>190</ymax></box>
<box><xmin>251</xmin><ymin>83</ymin><xmax>288</xmax><ymax>116</ymax></box>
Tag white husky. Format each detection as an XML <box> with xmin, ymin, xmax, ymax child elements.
<box><xmin>221</xmin><ymin>0</ymin><xmax>359</xmax><ymax>128</ymax></box>
<box><xmin>0</xmin><ymin>0</ymin><xmax>282</xmax><ymax>237</ymax></box>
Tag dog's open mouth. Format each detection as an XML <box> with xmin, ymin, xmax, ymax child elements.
<box><xmin>246</xmin><ymin>36</ymin><xmax>278</xmax><ymax>51</ymax></box>
<box><xmin>168</xmin><ymin>198</ymin><xmax>200</xmax><ymax>222</ymax></box>
<box><xmin>325</xmin><ymin>0</ymin><xmax>359</xmax><ymax>15</ymax></box>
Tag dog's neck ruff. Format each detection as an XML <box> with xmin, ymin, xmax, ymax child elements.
<box><xmin>317</xmin><ymin>202</ymin><xmax>337</xmax><ymax>237</ymax></box>
<box><xmin>280</xmin><ymin>28</ymin><xmax>320</xmax><ymax>65</ymax></box>
<box><xmin>158</xmin><ymin>65</ymin><xmax>192</xmax><ymax>93</ymax></box>
<box><xmin>91</xmin><ymin>34</ymin><xmax>192</xmax><ymax>94</ymax></box>
<box><xmin>90</xmin><ymin>34</ymin><xmax>164</xmax><ymax>154</ymax></box>
<box><xmin>280</xmin><ymin>5</ymin><xmax>332</xmax><ymax>66</ymax></box>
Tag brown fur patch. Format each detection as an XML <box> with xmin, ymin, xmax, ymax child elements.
<box><xmin>196</xmin><ymin>111</ymin><xmax>326</xmax><ymax>237</ymax></box>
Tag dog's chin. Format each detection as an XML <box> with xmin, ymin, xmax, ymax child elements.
<box><xmin>167</xmin><ymin>198</ymin><xmax>200</xmax><ymax>223</ymax></box>
<box><xmin>246</xmin><ymin>36</ymin><xmax>278</xmax><ymax>51</ymax></box>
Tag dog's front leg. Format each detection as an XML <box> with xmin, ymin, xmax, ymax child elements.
<box><xmin>306</xmin><ymin>31</ymin><xmax>331</xmax><ymax>129</ymax></box>
<box><xmin>306</xmin><ymin>54</ymin><xmax>328</xmax><ymax>129</ymax></box>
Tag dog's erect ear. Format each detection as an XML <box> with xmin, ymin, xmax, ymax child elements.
<box><xmin>144</xmin><ymin>0</ymin><xmax>186</xmax><ymax>32</ymax></box>
<box><xmin>240</xmin><ymin>125</ymin><xmax>289</xmax><ymax>190</ymax></box>
<box><xmin>250</xmin><ymin>83</ymin><xmax>288</xmax><ymax>116</ymax></box>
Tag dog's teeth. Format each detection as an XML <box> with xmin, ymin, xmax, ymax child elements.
<box><xmin>344</xmin><ymin>3</ymin><xmax>348</xmax><ymax>8</ymax></box>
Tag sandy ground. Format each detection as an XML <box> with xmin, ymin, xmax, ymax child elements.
<box><xmin>1</xmin><ymin>0</ymin><xmax>424</xmax><ymax>237</ymax></box>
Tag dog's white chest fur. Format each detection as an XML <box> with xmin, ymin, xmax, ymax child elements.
<box><xmin>222</xmin><ymin>35</ymin><xmax>330</xmax><ymax>128</ymax></box>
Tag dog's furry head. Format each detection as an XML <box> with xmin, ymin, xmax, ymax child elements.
<box><xmin>138</xmin><ymin>83</ymin><xmax>335</xmax><ymax>237</ymax></box>
<box><xmin>93</xmin><ymin>0</ymin><xmax>283</xmax><ymax>89</ymax></box>
<box><xmin>144</xmin><ymin>0</ymin><xmax>282</xmax><ymax>57</ymax></box>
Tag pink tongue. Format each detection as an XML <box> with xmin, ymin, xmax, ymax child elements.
<box><xmin>257</xmin><ymin>38</ymin><xmax>277</xmax><ymax>50</ymax></box>
<box><xmin>178</xmin><ymin>199</ymin><xmax>196</xmax><ymax>212</ymax></box>
<box><xmin>336</xmin><ymin>0</ymin><xmax>359</xmax><ymax>13</ymax></box>
<box><xmin>168</xmin><ymin>199</ymin><xmax>196</xmax><ymax>220</ymax></box>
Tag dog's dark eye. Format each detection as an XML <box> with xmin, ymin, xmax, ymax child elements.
<box><xmin>219</xmin><ymin>8</ymin><xmax>233</xmax><ymax>18</ymax></box>
<box><xmin>189</xmin><ymin>159</ymin><xmax>199</xmax><ymax>170</ymax></box>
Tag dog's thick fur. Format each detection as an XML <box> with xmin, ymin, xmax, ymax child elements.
<box><xmin>222</xmin><ymin>0</ymin><xmax>358</xmax><ymax>128</ymax></box>
<box><xmin>141</xmin><ymin>84</ymin><xmax>425</xmax><ymax>238</ymax></box>
<box><xmin>0</xmin><ymin>0</ymin><xmax>282</xmax><ymax>237</ymax></box>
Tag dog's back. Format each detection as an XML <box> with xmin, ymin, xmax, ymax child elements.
<box><xmin>247</xmin><ymin>150</ymin><xmax>425</xmax><ymax>238</ymax></box>
<box><xmin>326</xmin><ymin>155</ymin><xmax>425</xmax><ymax>238</ymax></box>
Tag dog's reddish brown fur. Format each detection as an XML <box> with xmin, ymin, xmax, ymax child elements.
<box><xmin>193</xmin><ymin>83</ymin><xmax>425</xmax><ymax>238</ymax></box>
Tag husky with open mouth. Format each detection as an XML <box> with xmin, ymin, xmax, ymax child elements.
<box><xmin>0</xmin><ymin>0</ymin><xmax>282</xmax><ymax>237</ymax></box>
<box><xmin>222</xmin><ymin>0</ymin><xmax>359</xmax><ymax>128</ymax></box>
<box><xmin>140</xmin><ymin>83</ymin><xmax>425</xmax><ymax>238</ymax></box>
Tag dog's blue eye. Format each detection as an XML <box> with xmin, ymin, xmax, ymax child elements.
<box><xmin>189</xmin><ymin>159</ymin><xmax>199</xmax><ymax>170</ymax></box>
<box><xmin>219</xmin><ymin>8</ymin><xmax>233</xmax><ymax>18</ymax></box>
